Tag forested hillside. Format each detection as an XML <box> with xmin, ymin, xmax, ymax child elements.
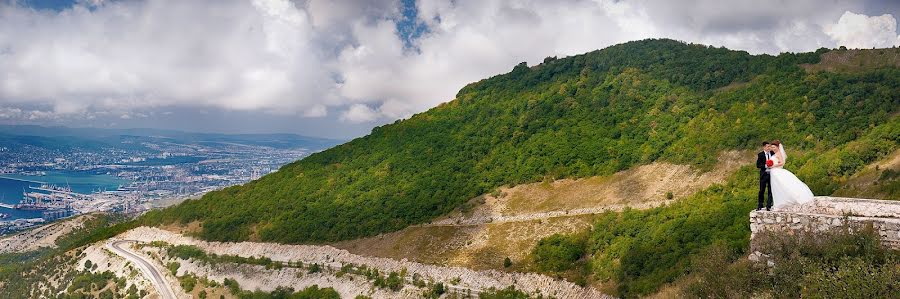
<box><xmin>145</xmin><ymin>39</ymin><xmax>900</xmax><ymax>244</ymax></box>
<box><xmin>531</xmin><ymin>118</ymin><xmax>899</xmax><ymax>297</ymax></box>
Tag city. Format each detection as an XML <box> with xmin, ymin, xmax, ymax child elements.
<box><xmin>0</xmin><ymin>127</ymin><xmax>339</xmax><ymax>234</ymax></box>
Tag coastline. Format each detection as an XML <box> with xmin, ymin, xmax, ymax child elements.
<box><xmin>0</xmin><ymin>175</ymin><xmax>46</xmax><ymax>185</ymax></box>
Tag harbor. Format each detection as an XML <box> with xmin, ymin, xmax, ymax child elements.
<box><xmin>0</xmin><ymin>135</ymin><xmax>318</xmax><ymax>236</ymax></box>
<box><xmin>0</xmin><ymin>173</ymin><xmax>139</xmax><ymax>234</ymax></box>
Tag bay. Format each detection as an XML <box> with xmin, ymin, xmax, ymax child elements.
<box><xmin>0</xmin><ymin>171</ymin><xmax>129</xmax><ymax>220</ymax></box>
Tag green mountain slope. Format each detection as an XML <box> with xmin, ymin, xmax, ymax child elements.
<box><xmin>524</xmin><ymin>116</ymin><xmax>899</xmax><ymax>297</ymax></box>
<box><xmin>145</xmin><ymin>39</ymin><xmax>900</xmax><ymax>243</ymax></box>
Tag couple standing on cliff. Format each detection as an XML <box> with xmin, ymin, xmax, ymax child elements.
<box><xmin>756</xmin><ymin>140</ymin><xmax>815</xmax><ymax>211</ymax></box>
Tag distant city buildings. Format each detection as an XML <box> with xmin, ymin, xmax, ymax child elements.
<box><xmin>0</xmin><ymin>140</ymin><xmax>312</xmax><ymax>235</ymax></box>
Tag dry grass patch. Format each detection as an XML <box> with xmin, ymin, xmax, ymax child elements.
<box><xmin>499</xmin><ymin>151</ymin><xmax>748</xmax><ymax>216</ymax></box>
<box><xmin>334</xmin><ymin>225</ymin><xmax>481</xmax><ymax>266</ymax></box>
<box><xmin>802</xmin><ymin>48</ymin><xmax>900</xmax><ymax>73</ymax></box>
<box><xmin>334</xmin><ymin>214</ymin><xmax>594</xmax><ymax>270</ymax></box>
<box><xmin>158</xmin><ymin>220</ymin><xmax>203</xmax><ymax>236</ymax></box>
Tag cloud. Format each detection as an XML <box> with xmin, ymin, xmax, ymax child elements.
<box><xmin>339</xmin><ymin>104</ymin><xmax>378</xmax><ymax>123</ymax></box>
<box><xmin>0</xmin><ymin>0</ymin><xmax>339</xmax><ymax>116</ymax></box>
<box><xmin>825</xmin><ymin>11</ymin><xmax>900</xmax><ymax>49</ymax></box>
<box><xmin>335</xmin><ymin>0</ymin><xmax>638</xmax><ymax>120</ymax></box>
<box><xmin>0</xmin><ymin>0</ymin><xmax>897</xmax><ymax>134</ymax></box>
<box><xmin>0</xmin><ymin>107</ymin><xmax>22</xmax><ymax>119</ymax></box>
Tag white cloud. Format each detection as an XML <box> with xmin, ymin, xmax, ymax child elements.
<box><xmin>825</xmin><ymin>11</ymin><xmax>900</xmax><ymax>49</ymax></box>
<box><xmin>335</xmin><ymin>0</ymin><xmax>638</xmax><ymax>120</ymax></box>
<box><xmin>0</xmin><ymin>0</ymin><xmax>337</xmax><ymax>117</ymax></box>
<box><xmin>339</xmin><ymin>103</ymin><xmax>378</xmax><ymax>123</ymax></box>
<box><xmin>302</xmin><ymin>104</ymin><xmax>328</xmax><ymax>117</ymax></box>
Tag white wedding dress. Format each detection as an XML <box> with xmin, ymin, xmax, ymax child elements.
<box><xmin>769</xmin><ymin>144</ymin><xmax>814</xmax><ymax>210</ymax></box>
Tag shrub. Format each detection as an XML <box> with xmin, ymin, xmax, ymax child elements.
<box><xmin>386</xmin><ymin>271</ymin><xmax>404</xmax><ymax>291</ymax></box>
<box><xmin>167</xmin><ymin>245</ymin><xmax>206</xmax><ymax>260</ymax></box>
<box><xmin>426</xmin><ymin>282</ymin><xmax>446</xmax><ymax>298</ymax></box>
<box><xmin>683</xmin><ymin>243</ymin><xmax>765</xmax><ymax>298</ymax></box>
<box><xmin>307</xmin><ymin>263</ymin><xmax>321</xmax><ymax>274</ymax></box>
<box><xmin>236</xmin><ymin>285</ymin><xmax>340</xmax><ymax>299</ymax></box>
<box><xmin>684</xmin><ymin>225</ymin><xmax>900</xmax><ymax>298</ymax></box>
<box><xmin>179</xmin><ymin>275</ymin><xmax>197</xmax><ymax>292</ymax></box>
<box><xmin>478</xmin><ymin>286</ymin><xmax>530</xmax><ymax>299</ymax></box>
<box><xmin>532</xmin><ymin>234</ymin><xmax>585</xmax><ymax>272</ymax></box>
<box><xmin>166</xmin><ymin>262</ymin><xmax>180</xmax><ymax>276</ymax></box>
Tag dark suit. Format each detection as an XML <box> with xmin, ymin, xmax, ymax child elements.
<box><xmin>756</xmin><ymin>151</ymin><xmax>775</xmax><ymax>210</ymax></box>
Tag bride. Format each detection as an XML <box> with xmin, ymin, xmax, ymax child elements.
<box><xmin>769</xmin><ymin>140</ymin><xmax>815</xmax><ymax>209</ymax></box>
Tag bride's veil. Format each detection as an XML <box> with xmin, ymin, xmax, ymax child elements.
<box><xmin>779</xmin><ymin>143</ymin><xmax>786</xmax><ymax>160</ymax></box>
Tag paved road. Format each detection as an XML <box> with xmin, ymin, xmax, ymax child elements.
<box><xmin>107</xmin><ymin>240</ymin><xmax>178</xmax><ymax>299</ymax></box>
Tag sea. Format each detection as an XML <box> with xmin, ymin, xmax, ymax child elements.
<box><xmin>0</xmin><ymin>171</ymin><xmax>128</xmax><ymax>220</ymax></box>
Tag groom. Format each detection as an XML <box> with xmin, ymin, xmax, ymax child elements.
<box><xmin>756</xmin><ymin>141</ymin><xmax>775</xmax><ymax>211</ymax></box>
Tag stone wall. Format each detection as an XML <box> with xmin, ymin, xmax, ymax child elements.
<box><xmin>749</xmin><ymin>197</ymin><xmax>900</xmax><ymax>252</ymax></box>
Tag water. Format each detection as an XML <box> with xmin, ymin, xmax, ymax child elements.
<box><xmin>0</xmin><ymin>171</ymin><xmax>129</xmax><ymax>220</ymax></box>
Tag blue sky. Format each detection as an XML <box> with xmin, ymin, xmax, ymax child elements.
<box><xmin>19</xmin><ymin>0</ymin><xmax>76</xmax><ymax>10</ymax></box>
<box><xmin>1</xmin><ymin>0</ymin><xmax>898</xmax><ymax>138</ymax></box>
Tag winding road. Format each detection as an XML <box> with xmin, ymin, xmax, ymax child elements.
<box><xmin>107</xmin><ymin>240</ymin><xmax>178</xmax><ymax>299</ymax></box>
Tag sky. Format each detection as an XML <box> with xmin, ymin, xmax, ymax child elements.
<box><xmin>0</xmin><ymin>0</ymin><xmax>898</xmax><ymax>139</ymax></box>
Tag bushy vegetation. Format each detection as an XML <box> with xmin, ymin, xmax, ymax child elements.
<box><xmin>55</xmin><ymin>214</ymin><xmax>138</xmax><ymax>251</ymax></box>
<box><xmin>60</xmin><ymin>270</ymin><xmax>139</xmax><ymax>299</ymax></box>
<box><xmin>335</xmin><ymin>263</ymin><xmax>412</xmax><ymax>292</ymax></box>
<box><xmin>685</xmin><ymin>226</ymin><xmax>900</xmax><ymax>298</ymax></box>
<box><xmin>162</xmin><ymin>244</ymin><xmax>281</xmax><ymax>269</ymax></box>
<box><xmin>533</xmin><ymin>234</ymin><xmax>585</xmax><ymax>272</ymax></box>
<box><xmin>0</xmin><ymin>213</ymin><xmax>139</xmax><ymax>299</ymax></box>
<box><xmin>478</xmin><ymin>286</ymin><xmax>553</xmax><ymax>299</ymax></box>
<box><xmin>145</xmin><ymin>39</ymin><xmax>899</xmax><ymax>244</ymax></box>
<box><xmin>238</xmin><ymin>285</ymin><xmax>340</xmax><ymax>299</ymax></box>
<box><xmin>220</xmin><ymin>279</ymin><xmax>339</xmax><ymax>299</ymax></box>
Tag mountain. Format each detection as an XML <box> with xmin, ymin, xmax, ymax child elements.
<box><xmin>0</xmin><ymin>125</ymin><xmax>343</xmax><ymax>150</ymax></box>
<box><xmin>145</xmin><ymin>39</ymin><xmax>899</xmax><ymax>245</ymax></box>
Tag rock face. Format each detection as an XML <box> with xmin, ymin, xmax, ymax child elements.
<box><xmin>118</xmin><ymin>227</ymin><xmax>612</xmax><ymax>299</ymax></box>
<box><xmin>749</xmin><ymin>196</ymin><xmax>900</xmax><ymax>252</ymax></box>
